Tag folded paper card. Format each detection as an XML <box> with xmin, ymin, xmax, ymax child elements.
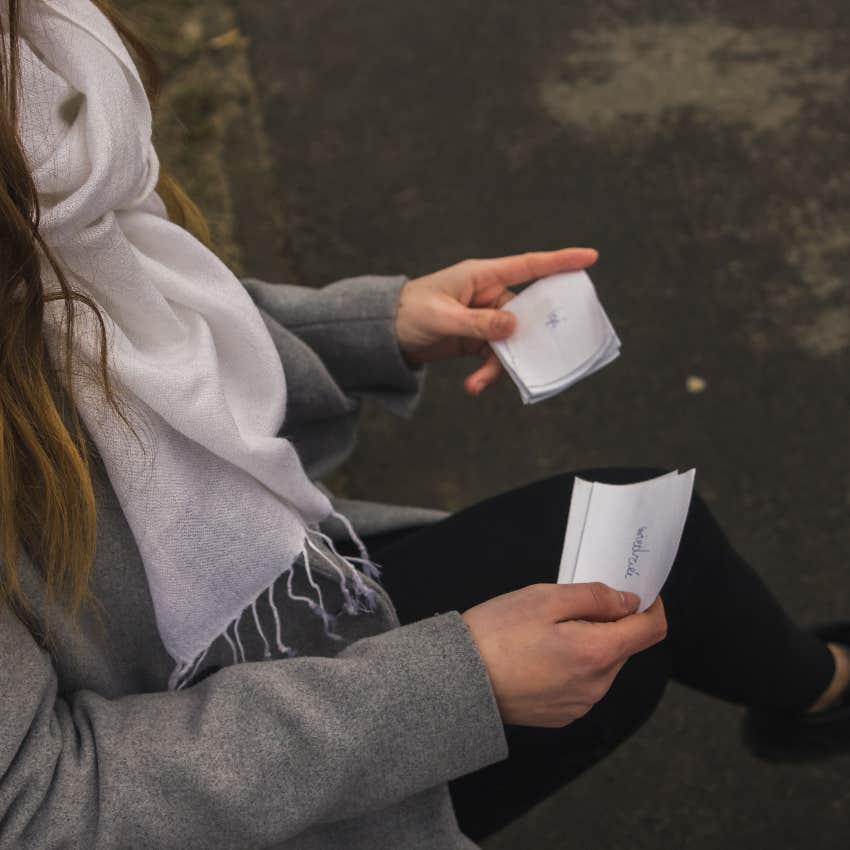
<box><xmin>557</xmin><ymin>470</ymin><xmax>696</xmax><ymax>612</ymax></box>
<box><xmin>490</xmin><ymin>270</ymin><xmax>621</xmax><ymax>404</ymax></box>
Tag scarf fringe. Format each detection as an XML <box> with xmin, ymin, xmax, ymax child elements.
<box><xmin>167</xmin><ymin>523</ymin><xmax>384</xmax><ymax>691</ymax></box>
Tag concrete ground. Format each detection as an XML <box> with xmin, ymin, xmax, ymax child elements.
<box><xmin>132</xmin><ymin>0</ymin><xmax>850</xmax><ymax>846</ymax></box>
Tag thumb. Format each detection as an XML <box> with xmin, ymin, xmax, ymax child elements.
<box><xmin>545</xmin><ymin>582</ymin><xmax>640</xmax><ymax>623</ymax></box>
<box><xmin>444</xmin><ymin>303</ymin><xmax>516</xmax><ymax>342</ymax></box>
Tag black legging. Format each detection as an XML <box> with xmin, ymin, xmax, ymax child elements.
<box><xmin>358</xmin><ymin>468</ymin><xmax>836</xmax><ymax>842</ymax></box>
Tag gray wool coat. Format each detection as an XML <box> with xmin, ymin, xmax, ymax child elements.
<box><xmin>0</xmin><ymin>274</ymin><xmax>510</xmax><ymax>849</ymax></box>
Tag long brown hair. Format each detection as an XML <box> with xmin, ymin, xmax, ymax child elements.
<box><xmin>0</xmin><ymin>0</ymin><xmax>211</xmax><ymax>643</ymax></box>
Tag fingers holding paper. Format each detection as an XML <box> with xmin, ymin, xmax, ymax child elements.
<box><xmin>560</xmin><ymin>593</ymin><xmax>668</xmax><ymax>658</ymax></box>
<box><xmin>461</xmin><ymin>582</ymin><xmax>666</xmax><ymax>728</ymax></box>
<box><xmin>462</xmin><ymin>288</ymin><xmax>514</xmax><ymax>395</ymax></box>
<box><xmin>468</xmin><ymin>246</ymin><xmax>599</xmax><ymax>294</ymax></box>
<box><xmin>395</xmin><ymin>247</ymin><xmax>600</xmax><ymax>395</ymax></box>
<box><xmin>550</xmin><ymin>585</ymin><xmax>667</xmax><ymax>673</ymax></box>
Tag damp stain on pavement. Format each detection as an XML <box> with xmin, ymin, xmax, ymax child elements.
<box><xmin>539</xmin><ymin>22</ymin><xmax>848</xmax><ymax>134</ymax></box>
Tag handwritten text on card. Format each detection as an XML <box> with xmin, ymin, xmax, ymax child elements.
<box><xmin>625</xmin><ymin>526</ymin><xmax>649</xmax><ymax>579</ymax></box>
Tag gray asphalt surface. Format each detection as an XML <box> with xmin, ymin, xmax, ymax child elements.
<box><xmin>231</xmin><ymin>1</ymin><xmax>850</xmax><ymax>846</ymax></box>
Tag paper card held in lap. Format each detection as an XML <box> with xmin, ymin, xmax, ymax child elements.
<box><xmin>557</xmin><ymin>470</ymin><xmax>696</xmax><ymax>612</ymax></box>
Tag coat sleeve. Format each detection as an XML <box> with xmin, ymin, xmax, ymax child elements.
<box><xmin>0</xmin><ymin>605</ymin><xmax>507</xmax><ymax>849</ymax></box>
<box><xmin>240</xmin><ymin>274</ymin><xmax>423</xmax><ymax>416</ymax></box>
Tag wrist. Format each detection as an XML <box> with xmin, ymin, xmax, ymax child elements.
<box><xmin>395</xmin><ymin>278</ymin><xmax>423</xmax><ymax>367</ymax></box>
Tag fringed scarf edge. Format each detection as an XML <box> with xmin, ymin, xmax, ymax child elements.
<box><xmin>167</xmin><ymin>512</ymin><xmax>383</xmax><ymax>691</ymax></box>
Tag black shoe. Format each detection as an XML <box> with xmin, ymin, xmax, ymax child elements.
<box><xmin>741</xmin><ymin>622</ymin><xmax>850</xmax><ymax>763</ymax></box>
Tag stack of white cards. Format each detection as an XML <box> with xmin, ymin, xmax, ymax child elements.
<box><xmin>491</xmin><ymin>270</ymin><xmax>621</xmax><ymax>404</ymax></box>
<box><xmin>557</xmin><ymin>470</ymin><xmax>696</xmax><ymax>612</ymax></box>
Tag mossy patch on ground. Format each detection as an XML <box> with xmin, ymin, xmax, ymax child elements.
<box><xmin>118</xmin><ymin>0</ymin><xmax>291</xmax><ymax>280</ymax></box>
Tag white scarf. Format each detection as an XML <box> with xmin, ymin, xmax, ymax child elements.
<box><xmin>17</xmin><ymin>0</ymin><xmax>376</xmax><ymax>688</ymax></box>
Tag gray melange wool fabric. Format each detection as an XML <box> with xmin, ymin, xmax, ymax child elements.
<box><xmin>0</xmin><ymin>274</ymin><xmax>509</xmax><ymax>849</ymax></box>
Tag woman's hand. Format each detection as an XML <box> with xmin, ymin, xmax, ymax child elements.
<box><xmin>462</xmin><ymin>583</ymin><xmax>667</xmax><ymax>728</ymax></box>
<box><xmin>395</xmin><ymin>247</ymin><xmax>599</xmax><ymax>396</ymax></box>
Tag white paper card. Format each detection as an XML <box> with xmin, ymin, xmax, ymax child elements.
<box><xmin>491</xmin><ymin>270</ymin><xmax>621</xmax><ymax>404</ymax></box>
<box><xmin>557</xmin><ymin>470</ymin><xmax>696</xmax><ymax>612</ymax></box>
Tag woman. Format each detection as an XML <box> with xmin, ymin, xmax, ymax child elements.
<box><xmin>1</xmin><ymin>1</ymin><xmax>848</xmax><ymax>848</ymax></box>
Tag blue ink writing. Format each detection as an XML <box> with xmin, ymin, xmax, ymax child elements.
<box><xmin>625</xmin><ymin>526</ymin><xmax>649</xmax><ymax>579</ymax></box>
<box><xmin>546</xmin><ymin>310</ymin><xmax>562</xmax><ymax>329</ymax></box>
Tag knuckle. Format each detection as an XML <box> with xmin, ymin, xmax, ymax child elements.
<box><xmin>586</xmin><ymin>686</ymin><xmax>604</xmax><ymax>707</ymax></box>
<box><xmin>591</xmin><ymin>677</ymin><xmax>614</xmax><ymax>704</ymax></box>
<box><xmin>459</xmin><ymin>258</ymin><xmax>481</xmax><ymax>282</ymax></box>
